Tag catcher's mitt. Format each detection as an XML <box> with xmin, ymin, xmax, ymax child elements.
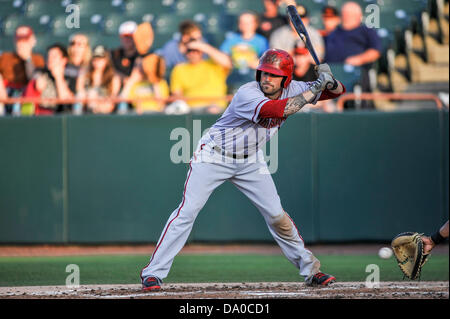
<box><xmin>391</xmin><ymin>232</ymin><xmax>429</xmax><ymax>280</ymax></box>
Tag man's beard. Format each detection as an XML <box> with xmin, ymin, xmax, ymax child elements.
<box><xmin>260</xmin><ymin>82</ymin><xmax>282</xmax><ymax>97</ymax></box>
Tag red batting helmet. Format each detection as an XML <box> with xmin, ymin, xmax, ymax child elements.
<box><xmin>256</xmin><ymin>49</ymin><xmax>294</xmax><ymax>88</ymax></box>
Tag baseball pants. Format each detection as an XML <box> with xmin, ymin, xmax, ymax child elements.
<box><xmin>141</xmin><ymin>142</ymin><xmax>320</xmax><ymax>281</ymax></box>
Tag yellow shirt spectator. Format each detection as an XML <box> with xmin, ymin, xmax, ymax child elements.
<box><xmin>129</xmin><ymin>80</ymin><xmax>170</xmax><ymax>113</ymax></box>
<box><xmin>170</xmin><ymin>59</ymin><xmax>229</xmax><ymax>110</ymax></box>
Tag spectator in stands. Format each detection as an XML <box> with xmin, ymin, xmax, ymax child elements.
<box><xmin>324</xmin><ymin>1</ymin><xmax>382</xmax><ymax>109</ymax></box>
<box><xmin>75</xmin><ymin>45</ymin><xmax>121</xmax><ymax>114</ymax></box>
<box><xmin>169</xmin><ymin>37</ymin><xmax>232</xmax><ymax>114</ymax></box>
<box><xmin>24</xmin><ymin>43</ymin><xmax>75</xmax><ymax>115</ymax></box>
<box><xmin>127</xmin><ymin>77</ymin><xmax>170</xmax><ymax>114</ymax></box>
<box><xmin>113</xmin><ymin>20</ymin><xmax>169</xmax><ymax>115</ymax></box>
<box><xmin>319</xmin><ymin>6</ymin><xmax>341</xmax><ymax>39</ymax></box>
<box><xmin>220</xmin><ymin>11</ymin><xmax>269</xmax><ymax>93</ymax></box>
<box><xmin>120</xmin><ymin>52</ymin><xmax>169</xmax><ymax>114</ymax></box>
<box><xmin>269</xmin><ymin>4</ymin><xmax>325</xmax><ymax>62</ymax></box>
<box><xmin>111</xmin><ymin>21</ymin><xmax>139</xmax><ymax>81</ymax></box>
<box><xmin>155</xmin><ymin>20</ymin><xmax>207</xmax><ymax>74</ymax></box>
<box><xmin>257</xmin><ymin>0</ymin><xmax>288</xmax><ymax>40</ymax></box>
<box><xmin>68</xmin><ymin>33</ymin><xmax>91</xmax><ymax>68</ymax></box>
<box><xmin>0</xmin><ymin>26</ymin><xmax>45</xmax><ymax>115</ymax></box>
<box><xmin>109</xmin><ymin>21</ymin><xmax>141</xmax><ymax>113</ymax></box>
<box><xmin>292</xmin><ymin>47</ymin><xmax>316</xmax><ymax>82</ymax></box>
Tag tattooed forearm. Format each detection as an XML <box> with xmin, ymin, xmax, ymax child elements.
<box><xmin>283</xmin><ymin>95</ymin><xmax>307</xmax><ymax>117</ymax></box>
<box><xmin>283</xmin><ymin>90</ymin><xmax>315</xmax><ymax>117</ymax></box>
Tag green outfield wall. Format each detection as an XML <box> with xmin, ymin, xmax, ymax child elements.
<box><xmin>0</xmin><ymin>110</ymin><xmax>448</xmax><ymax>244</ymax></box>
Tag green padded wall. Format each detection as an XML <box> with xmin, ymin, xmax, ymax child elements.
<box><xmin>0</xmin><ymin>110</ymin><xmax>448</xmax><ymax>243</ymax></box>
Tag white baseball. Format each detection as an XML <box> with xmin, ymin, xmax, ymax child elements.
<box><xmin>378</xmin><ymin>247</ymin><xmax>393</xmax><ymax>259</ymax></box>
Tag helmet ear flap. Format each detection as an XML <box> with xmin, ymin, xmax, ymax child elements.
<box><xmin>256</xmin><ymin>70</ymin><xmax>261</xmax><ymax>83</ymax></box>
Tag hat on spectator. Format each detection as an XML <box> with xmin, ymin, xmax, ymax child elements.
<box><xmin>322</xmin><ymin>6</ymin><xmax>339</xmax><ymax>18</ymax></box>
<box><xmin>15</xmin><ymin>25</ymin><xmax>34</xmax><ymax>41</ymax></box>
<box><xmin>119</xmin><ymin>21</ymin><xmax>137</xmax><ymax>36</ymax></box>
<box><xmin>92</xmin><ymin>45</ymin><xmax>107</xmax><ymax>58</ymax></box>
<box><xmin>296</xmin><ymin>4</ymin><xmax>308</xmax><ymax>18</ymax></box>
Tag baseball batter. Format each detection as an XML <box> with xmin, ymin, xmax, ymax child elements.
<box><xmin>141</xmin><ymin>49</ymin><xmax>346</xmax><ymax>291</ymax></box>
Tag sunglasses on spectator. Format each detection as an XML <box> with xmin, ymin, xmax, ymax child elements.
<box><xmin>70</xmin><ymin>41</ymin><xmax>87</xmax><ymax>47</ymax></box>
<box><xmin>182</xmin><ymin>37</ymin><xmax>201</xmax><ymax>45</ymax></box>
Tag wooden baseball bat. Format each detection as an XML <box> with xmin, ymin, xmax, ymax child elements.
<box><xmin>286</xmin><ymin>5</ymin><xmax>320</xmax><ymax>65</ymax></box>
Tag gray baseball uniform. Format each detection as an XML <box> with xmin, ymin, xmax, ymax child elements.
<box><xmin>141</xmin><ymin>80</ymin><xmax>322</xmax><ymax>282</ymax></box>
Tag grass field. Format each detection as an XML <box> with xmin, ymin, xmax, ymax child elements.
<box><xmin>0</xmin><ymin>254</ymin><xmax>448</xmax><ymax>287</ymax></box>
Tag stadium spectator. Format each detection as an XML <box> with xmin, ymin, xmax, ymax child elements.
<box><xmin>110</xmin><ymin>21</ymin><xmax>139</xmax><ymax>81</ymax></box>
<box><xmin>75</xmin><ymin>45</ymin><xmax>121</xmax><ymax>114</ymax></box>
<box><xmin>109</xmin><ymin>21</ymin><xmax>140</xmax><ymax>113</ymax></box>
<box><xmin>24</xmin><ymin>43</ymin><xmax>74</xmax><ymax>115</ymax></box>
<box><xmin>269</xmin><ymin>4</ymin><xmax>325</xmax><ymax>62</ymax></box>
<box><xmin>169</xmin><ymin>37</ymin><xmax>232</xmax><ymax>114</ymax></box>
<box><xmin>0</xmin><ymin>26</ymin><xmax>45</xmax><ymax>115</ymax></box>
<box><xmin>256</xmin><ymin>0</ymin><xmax>288</xmax><ymax>40</ymax></box>
<box><xmin>116</xmin><ymin>21</ymin><xmax>168</xmax><ymax>115</ymax></box>
<box><xmin>324</xmin><ymin>1</ymin><xmax>382</xmax><ymax>109</ymax></box>
<box><xmin>67</xmin><ymin>33</ymin><xmax>91</xmax><ymax>68</ymax></box>
<box><xmin>155</xmin><ymin>20</ymin><xmax>207</xmax><ymax>74</ymax></box>
<box><xmin>292</xmin><ymin>46</ymin><xmax>316</xmax><ymax>82</ymax></box>
<box><xmin>66</xmin><ymin>34</ymin><xmax>92</xmax><ymax>96</ymax></box>
<box><xmin>319</xmin><ymin>6</ymin><xmax>341</xmax><ymax>39</ymax></box>
<box><xmin>127</xmin><ymin>77</ymin><xmax>170</xmax><ymax>114</ymax></box>
<box><xmin>120</xmin><ymin>52</ymin><xmax>169</xmax><ymax>114</ymax></box>
<box><xmin>220</xmin><ymin>11</ymin><xmax>269</xmax><ymax>93</ymax></box>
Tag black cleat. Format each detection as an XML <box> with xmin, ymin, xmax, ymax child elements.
<box><xmin>142</xmin><ymin>276</ymin><xmax>162</xmax><ymax>291</ymax></box>
<box><xmin>306</xmin><ymin>272</ymin><xmax>336</xmax><ymax>287</ymax></box>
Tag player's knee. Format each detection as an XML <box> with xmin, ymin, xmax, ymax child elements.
<box><xmin>269</xmin><ymin>212</ymin><xmax>298</xmax><ymax>242</ymax></box>
<box><xmin>178</xmin><ymin>199</ymin><xmax>205</xmax><ymax>220</ymax></box>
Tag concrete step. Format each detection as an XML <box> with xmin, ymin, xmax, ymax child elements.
<box><xmin>409</xmin><ymin>53</ymin><xmax>449</xmax><ymax>83</ymax></box>
<box><xmin>425</xmin><ymin>36</ymin><xmax>449</xmax><ymax>64</ymax></box>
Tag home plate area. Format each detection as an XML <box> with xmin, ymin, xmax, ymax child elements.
<box><xmin>0</xmin><ymin>281</ymin><xmax>448</xmax><ymax>299</ymax></box>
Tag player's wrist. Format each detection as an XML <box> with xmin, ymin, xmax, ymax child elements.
<box><xmin>430</xmin><ymin>231</ymin><xmax>445</xmax><ymax>245</ymax></box>
<box><xmin>329</xmin><ymin>78</ymin><xmax>338</xmax><ymax>90</ymax></box>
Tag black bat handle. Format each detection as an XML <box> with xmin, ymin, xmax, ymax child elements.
<box><xmin>286</xmin><ymin>5</ymin><xmax>321</xmax><ymax>65</ymax></box>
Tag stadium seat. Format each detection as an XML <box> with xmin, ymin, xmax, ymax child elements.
<box><xmin>0</xmin><ymin>35</ymin><xmax>14</xmax><ymax>53</ymax></box>
<box><xmin>103</xmin><ymin>13</ymin><xmax>142</xmax><ymax>35</ymax></box>
<box><xmin>33</xmin><ymin>33</ymin><xmax>68</xmax><ymax>55</ymax></box>
<box><xmin>85</xmin><ymin>32</ymin><xmax>107</xmax><ymax>48</ymax></box>
<box><xmin>22</xmin><ymin>16</ymin><xmax>53</xmax><ymax>34</ymax></box>
<box><xmin>25</xmin><ymin>0</ymin><xmax>68</xmax><ymax>18</ymax></box>
<box><xmin>174</xmin><ymin>0</ymin><xmax>224</xmax><ymax>16</ymax></box>
<box><xmin>153</xmin><ymin>14</ymin><xmax>183</xmax><ymax>35</ymax></box>
<box><xmin>75</xmin><ymin>0</ymin><xmax>118</xmax><ymax>18</ymax></box>
<box><xmin>151</xmin><ymin>32</ymin><xmax>172</xmax><ymax>51</ymax></box>
<box><xmin>195</xmin><ymin>12</ymin><xmax>234</xmax><ymax>46</ymax></box>
<box><xmin>328</xmin><ymin>63</ymin><xmax>362</xmax><ymax>92</ymax></box>
<box><xmin>200</xmin><ymin>13</ymin><xmax>227</xmax><ymax>33</ymax></box>
<box><xmin>379</xmin><ymin>10</ymin><xmax>413</xmax><ymax>33</ymax></box>
<box><xmin>224</xmin><ymin>0</ymin><xmax>264</xmax><ymax>15</ymax></box>
<box><xmin>301</xmin><ymin>0</ymin><xmax>326</xmax><ymax>25</ymax></box>
<box><xmin>204</xmin><ymin>31</ymin><xmax>226</xmax><ymax>48</ymax></box>
<box><xmin>377</xmin><ymin>0</ymin><xmax>427</xmax><ymax>14</ymax></box>
<box><xmin>2</xmin><ymin>14</ymin><xmax>29</xmax><ymax>36</ymax></box>
<box><xmin>99</xmin><ymin>34</ymin><xmax>121</xmax><ymax>50</ymax></box>
<box><xmin>124</xmin><ymin>0</ymin><xmax>174</xmax><ymax>17</ymax></box>
<box><xmin>0</xmin><ymin>0</ymin><xmax>26</xmax><ymax>19</ymax></box>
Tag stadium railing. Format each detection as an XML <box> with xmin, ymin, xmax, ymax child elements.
<box><xmin>336</xmin><ymin>92</ymin><xmax>445</xmax><ymax>111</ymax></box>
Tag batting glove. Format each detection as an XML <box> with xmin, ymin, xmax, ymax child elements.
<box><xmin>314</xmin><ymin>63</ymin><xmax>338</xmax><ymax>90</ymax></box>
<box><xmin>310</xmin><ymin>72</ymin><xmax>335</xmax><ymax>95</ymax></box>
